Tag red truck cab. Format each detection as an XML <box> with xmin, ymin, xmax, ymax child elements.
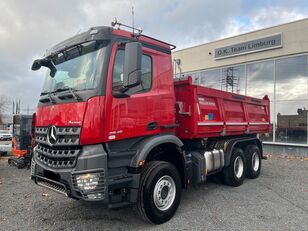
<box><xmin>31</xmin><ymin>24</ymin><xmax>270</xmax><ymax>224</ymax></box>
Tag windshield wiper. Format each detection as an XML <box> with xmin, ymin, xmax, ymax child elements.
<box><xmin>40</xmin><ymin>92</ymin><xmax>56</xmax><ymax>104</ymax></box>
<box><xmin>54</xmin><ymin>87</ymin><xmax>82</xmax><ymax>101</ymax></box>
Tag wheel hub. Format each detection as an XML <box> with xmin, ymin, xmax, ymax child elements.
<box><xmin>153</xmin><ymin>175</ymin><xmax>176</xmax><ymax>211</ymax></box>
<box><xmin>252</xmin><ymin>152</ymin><xmax>260</xmax><ymax>172</ymax></box>
<box><xmin>161</xmin><ymin>186</ymin><xmax>169</xmax><ymax>199</ymax></box>
<box><xmin>234</xmin><ymin>156</ymin><xmax>244</xmax><ymax>178</ymax></box>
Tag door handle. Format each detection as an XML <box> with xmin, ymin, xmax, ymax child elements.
<box><xmin>147</xmin><ymin>122</ymin><xmax>158</xmax><ymax>130</ymax></box>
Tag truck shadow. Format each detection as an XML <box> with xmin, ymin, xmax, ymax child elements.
<box><xmin>36</xmin><ymin>182</ymin><xmax>220</xmax><ymax>229</ymax></box>
<box><xmin>64</xmin><ymin>181</ymin><xmax>222</xmax><ymax>224</ymax></box>
<box><xmin>32</xmin><ymin>171</ymin><xmax>264</xmax><ymax>229</ymax></box>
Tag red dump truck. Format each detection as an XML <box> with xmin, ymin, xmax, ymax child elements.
<box><xmin>30</xmin><ymin>21</ymin><xmax>270</xmax><ymax>224</ymax></box>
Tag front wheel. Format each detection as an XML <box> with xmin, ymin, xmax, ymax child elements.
<box><xmin>136</xmin><ymin>161</ymin><xmax>182</xmax><ymax>224</ymax></box>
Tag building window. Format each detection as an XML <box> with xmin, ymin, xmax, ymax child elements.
<box><xmin>247</xmin><ymin>61</ymin><xmax>274</xmax><ymax>99</ymax></box>
<box><xmin>274</xmin><ymin>55</ymin><xmax>308</xmax><ymax>144</ymax></box>
<box><xmin>275</xmin><ymin>55</ymin><xmax>308</xmax><ymax>101</ymax></box>
<box><xmin>191</xmin><ymin>69</ymin><xmax>222</xmax><ymax>90</ymax></box>
<box><xmin>221</xmin><ymin>65</ymin><xmax>246</xmax><ymax>94</ymax></box>
<box><xmin>246</xmin><ymin>61</ymin><xmax>275</xmax><ymax>142</ymax></box>
<box><xmin>275</xmin><ymin>101</ymin><xmax>308</xmax><ymax>144</ymax></box>
<box><xmin>188</xmin><ymin>65</ymin><xmax>246</xmax><ymax>93</ymax></box>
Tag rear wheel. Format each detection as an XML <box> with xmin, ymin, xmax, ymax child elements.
<box><xmin>223</xmin><ymin>148</ymin><xmax>246</xmax><ymax>187</ymax></box>
<box><xmin>245</xmin><ymin>145</ymin><xmax>261</xmax><ymax>179</ymax></box>
<box><xmin>136</xmin><ymin>161</ymin><xmax>182</xmax><ymax>224</ymax></box>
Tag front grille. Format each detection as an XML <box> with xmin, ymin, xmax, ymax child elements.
<box><xmin>35</xmin><ymin>126</ymin><xmax>81</xmax><ymax>169</ymax></box>
<box><xmin>35</xmin><ymin>127</ymin><xmax>81</xmax><ymax>146</ymax></box>
<box><xmin>36</xmin><ymin>145</ymin><xmax>80</xmax><ymax>168</ymax></box>
<box><xmin>30</xmin><ymin>159</ymin><xmax>36</xmax><ymax>176</ymax></box>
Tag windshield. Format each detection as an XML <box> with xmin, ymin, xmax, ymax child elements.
<box><xmin>41</xmin><ymin>42</ymin><xmax>106</xmax><ymax>94</ymax></box>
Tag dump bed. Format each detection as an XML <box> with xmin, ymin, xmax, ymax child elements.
<box><xmin>174</xmin><ymin>77</ymin><xmax>271</xmax><ymax>139</ymax></box>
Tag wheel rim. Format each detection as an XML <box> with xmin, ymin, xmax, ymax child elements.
<box><xmin>252</xmin><ymin>152</ymin><xmax>260</xmax><ymax>172</ymax></box>
<box><xmin>153</xmin><ymin>175</ymin><xmax>176</xmax><ymax>211</ymax></box>
<box><xmin>234</xmin><ymin>156</ymin><xmax>244</xmax><ymax>178</ymax></box>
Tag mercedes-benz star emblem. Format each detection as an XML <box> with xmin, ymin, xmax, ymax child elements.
<box><xmin>47</xmin><ymin>125</ymin><xmax>57</xmax><ymax>146</ymax></box>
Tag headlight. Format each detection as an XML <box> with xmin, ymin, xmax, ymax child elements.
<box><xmin>76</xmin><ymin>173</ymin><xmax>100</xmax><ymax>191</ymax></box>
<box><xmin>87</xmin><ymin>193</ymin><xmax>103</xmax><ymax>200</ymax></box>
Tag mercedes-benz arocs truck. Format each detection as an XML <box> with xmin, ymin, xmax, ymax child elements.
<box><xmin>30</xmin><ymin>20</ymin><xmax>270</xmax><ymax>224</ymax></box>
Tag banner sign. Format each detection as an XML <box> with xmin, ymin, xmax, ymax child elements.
<box><xmin>215</xmin><ymin>33</ymin><xmax>282</xmax><ymax>59</ymax></box>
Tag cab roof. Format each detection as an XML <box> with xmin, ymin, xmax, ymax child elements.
<box><xmin>45</xmin><ymin>26</ymin><xmax>175</xmax><ymax>57</ymax></box>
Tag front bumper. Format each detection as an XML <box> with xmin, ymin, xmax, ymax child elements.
<box><xmin>31</xmin><ymin>144</ymin><xmax>108</xmax><ymax>202</ymax></box>
<box><xmin>0</xmin><ymin>137</ymin><xmax>12</xmax><ymax>141</ymax></box>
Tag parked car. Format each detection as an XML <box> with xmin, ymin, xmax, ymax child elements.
<box><xmin>0</xmin><ymin>142</ymin><xmax>12</xmax><ymax>156</ymax></box>
<box><xmin>0</xmin><ymin>130</ymin><xmax>12</xmax><ymax>141</ymax></box>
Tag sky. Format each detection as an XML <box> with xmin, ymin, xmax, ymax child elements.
<box><xmin>0</xmin><ymin>0</ymin><xmax>308</xmax><ymax>115</ymax></box>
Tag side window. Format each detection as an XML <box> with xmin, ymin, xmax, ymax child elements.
<box><xmin>112</xmin><ymin>50</ymin><xmax>125</xmax><ymax>90</ymax></box>
<box><xmin>112</xmin><ymin>49</ymin><xmax>152</xmax><ymax>94</ymax></box>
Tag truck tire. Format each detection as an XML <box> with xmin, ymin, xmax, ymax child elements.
<box><xmin>223</xmin><ymin>148</ymin><xmax>246</xmax><ymax>187</ymax></box>
<box><xmin>136</xmin><ymin>161</ymin><xmax>182</xmax><ymax>224</ymax></box>
<box><xmin>245</xmin><ymin>145</ymin><xmax>261</xmax><ymax>179</ymax></box>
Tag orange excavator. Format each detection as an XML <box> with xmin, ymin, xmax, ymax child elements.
<box><xmin>8</xmin><ymin>114</ymin><xmax>35</xmax><ymax>168</ymax></box>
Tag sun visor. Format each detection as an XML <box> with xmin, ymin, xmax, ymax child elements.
<box><xmin>43</xmin><ymin>26</ymin><xmax>113</xmax><ymax>58</ymax></box>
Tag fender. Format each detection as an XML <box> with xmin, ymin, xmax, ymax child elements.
<box><xmin>130</xmin><ymin>134</ymin><xmax>184</xmax><ymax>168</ymax></box>
<box><xmin>224</xmin><ymin>137</ymin><xmax>263</xmax><ymax>167</ymax></box>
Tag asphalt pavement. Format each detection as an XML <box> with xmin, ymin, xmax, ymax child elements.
<box><xmin>0</xmin><ymin>154</ymin><xmax>307</xmax><ymax>231</ymax></box>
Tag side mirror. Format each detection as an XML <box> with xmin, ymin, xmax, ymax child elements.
<box><xmin>123</xmin><ymin>42</ymin><xmax>142</xmax><ymax>89</ymax></box>
<box><xmin>31</xmin><ymin>59</ymin><xmax>42</xmax><ymax>71</ymax></box>
<box><xmin>31</xmin><ymin>58</ymin><xmax>57</xmax><ymax>77</ymax></box>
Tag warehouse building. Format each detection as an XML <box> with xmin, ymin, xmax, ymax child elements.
<box><xmin>172</xmin><ymin>18</ymin><xmax>308</xmax><ymax>154</ymax></box>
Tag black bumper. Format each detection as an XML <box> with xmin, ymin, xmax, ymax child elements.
<box><xmin>31</xmin><ymin>144</ymin><xmax>141</xmax><ymax>206</ymax></box>
<box><xmin>31</xmin><ymin>144</ymin><xmax>108</xmax><ymax>202</ymax></box>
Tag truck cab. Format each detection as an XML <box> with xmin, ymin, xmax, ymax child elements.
<box><xmin>31</xmin><ymin>22</ymin><xmax>270</xmax><ymax>224</ymax></box>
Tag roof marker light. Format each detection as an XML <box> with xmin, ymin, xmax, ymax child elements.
<box><xmin>90</xmin><ymin>29</ymin><xmax>98</xmax><ymax>35</ymax></box>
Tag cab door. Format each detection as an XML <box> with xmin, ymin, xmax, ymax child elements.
<box><xmin>105</xmin><ymin>44</ymin><xmax>160</xmax><ymax>141</ymax></box>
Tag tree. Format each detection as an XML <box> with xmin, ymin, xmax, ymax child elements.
<box><xmin>0</xmin><ymin>95</ymin><xmax>10</xmax><ymax>124</ymax></box>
